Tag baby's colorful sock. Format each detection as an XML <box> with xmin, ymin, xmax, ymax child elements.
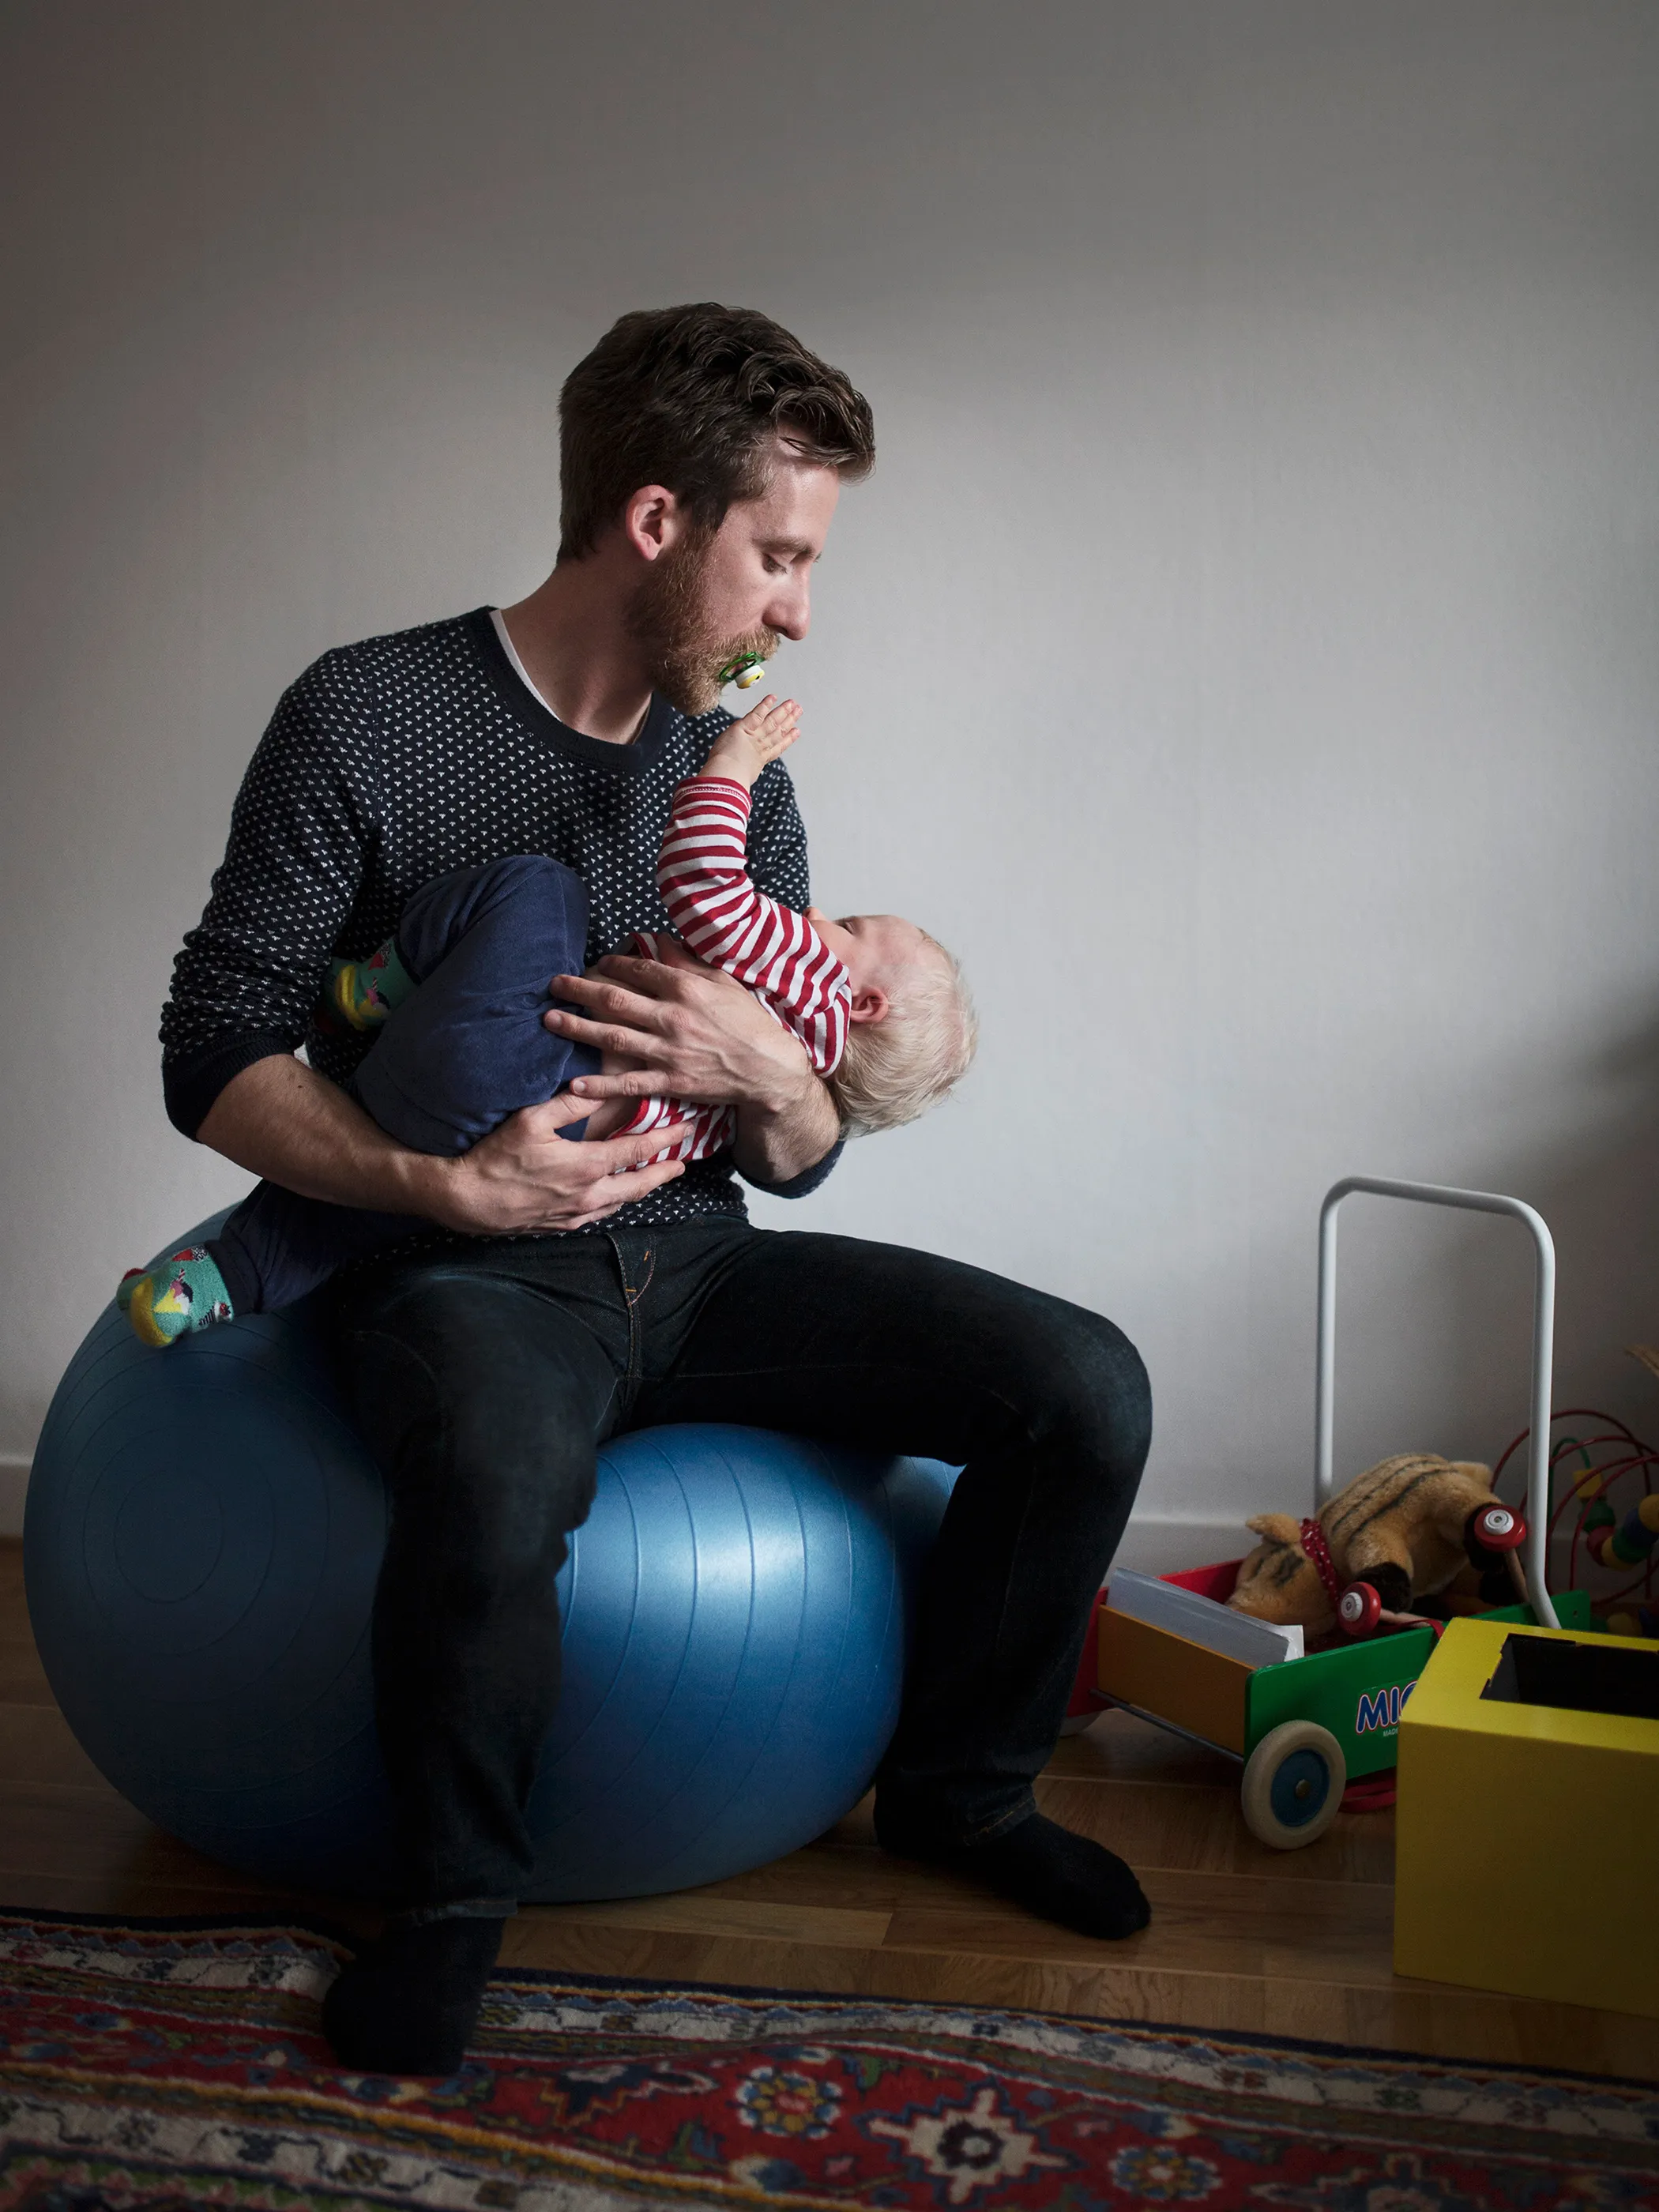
<box><xmin>327</xmin><ymin>938</ymin><xmax>419</xmax><ymax>1031</ymax></box>
<box><xmin>117</xmin><ymin>1246</ymin><xmax>234</xmax><ymax>1349</ymax></box>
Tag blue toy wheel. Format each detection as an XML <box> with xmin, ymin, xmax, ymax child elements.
<box><xmin>1240</xmin><ymin>1720</ymin><xmax>1346</xmax><ymax>1849</ymax></box>
<box><xmin>24</xmin><ymin>1216</ymin><xmax>957</xmax><ymax>1901</ymax></box>
<box><xmin>1270</xmin><ymin>1748</ymin><xmax>1330</xmax><ymax>1826</ymax></box>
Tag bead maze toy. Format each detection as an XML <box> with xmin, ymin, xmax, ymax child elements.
<box><xmin>1085</xmin><ymin>1175</ymin><xmax>1589</xmax><ymax>1849</ymax></box>
<box><xmin>1487</xmin><ymin>1352</ymin><xmax>1659</xmax><ymax>1640</ymax></box>
<box><xmin>1587</xmin><ymin>1492</ymin><xmax>1659</xmax><ymax>1571</ymax></box>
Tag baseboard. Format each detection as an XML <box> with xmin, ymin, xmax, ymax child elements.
<box><xmin>0</xmin><ymin>1486</ymin><xmax>1595</xmax><ymax>1585</ymax></box>
<box><xmin>0</xmin><ymin>1456</ymin><xmax>28</xmax><ymax>1540</ymax></box>
<box><xmin>1114</xmin><ymin>1512</ymin><xmax>1241</xmax><ymax>1576</ymax></box>
<box><xmin>0</xmin><ymin>1484</ymin><xmax>1240</xmax><ymax>1556</ymax></box>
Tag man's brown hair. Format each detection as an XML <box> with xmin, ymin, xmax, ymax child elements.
<box><xmin>558</xmin><ymin>303</ymin><xmax>875</xmax><ymax>562</ymax></box>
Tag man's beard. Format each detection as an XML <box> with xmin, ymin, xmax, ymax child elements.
<box><xmin>625</xmin><ymin>532</ymin><xmax>778</xmax><ymax>717</ymax></box>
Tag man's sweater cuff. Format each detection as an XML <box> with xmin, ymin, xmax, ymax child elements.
<box><xmin>164</xmin><ymin>1032</ymin><xmax>297</xmax><ymax>1140</ymax></box>
<box><xmin>739</xmin><ymin>1138</ymin><xmax>843</xmax><ymax>1201</ymax></box>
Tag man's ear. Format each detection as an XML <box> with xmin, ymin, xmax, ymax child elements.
<box><xmin>848</xmin><ymin>985</ymin><xmax>890</xmax><ymax>1026</ymax></box>
<box><xmin>622</xmin><ymin>484</ymin><xmax>687</xmax><ymax>563</ymax></box>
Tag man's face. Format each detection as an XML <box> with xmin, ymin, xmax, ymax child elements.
<box><xmin>627</xmin><ymin>452</ymin><xmax>840</xmax><ymax>714</ymax></box>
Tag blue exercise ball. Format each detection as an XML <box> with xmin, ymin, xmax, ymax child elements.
<box><xmin>24</xmin><ymin>1216</ymin><xmax>956</xmax><ymax>1901</ymax></box>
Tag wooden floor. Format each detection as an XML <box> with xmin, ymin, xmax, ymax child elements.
<box><xmin>2</xmin><ymin>1538</ymin><xmax>1652</xmax><ymax>2081</ymax></box>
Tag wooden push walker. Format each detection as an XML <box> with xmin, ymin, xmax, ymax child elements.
<box><xmin>1088</xmin><ymin>1176</ymin><xmax>1589</xmax><ymax>1848</ymax></box>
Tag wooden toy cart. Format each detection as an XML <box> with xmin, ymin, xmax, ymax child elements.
<box><xmin>1090</xmin><ymin>1176</ymin><xmax>1578</xmax><ymax>1846</ymax></box>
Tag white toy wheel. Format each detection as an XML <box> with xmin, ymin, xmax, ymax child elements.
<box><xmin>1240</xmin><ymin>1720</ymin><xmax>1347</xmax><ymax>1849</ymax></box>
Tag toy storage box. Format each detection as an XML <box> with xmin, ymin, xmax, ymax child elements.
<box><xmin>1394</xmin><ymin>1617</ymin><xmax>1659</xmax><ymax>2018</ymax></box>
<box><xmin>1093</xmin><ymin>1559</ymin><xmax>1579</xmax><ymax>1795</ymax></box>
<box><xmin>1097</xmin><ymin>1559</ymin><xmax>1439</xmax><ymax>1773</ymax></box>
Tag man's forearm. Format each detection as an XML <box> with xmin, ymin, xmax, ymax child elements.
<box><xmin>731</xmin><ymin>1070</ymin><xmax>841</xmax><ymax>1187</ymax></box>
<box><xmin>193</xmin><ymin>1049</ymin><xmax>693</xmax><ymax>1236</ymax></box>
<box><xmin>195</xmin><ymin>1054</ymin><xmax>444</xmax><ymax>1217</ymax></box>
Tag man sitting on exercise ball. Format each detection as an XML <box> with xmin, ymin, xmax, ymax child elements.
<box><xmin>159</xmin><ymin>303</ymin><xmax>1154</xmax><ymax>2075</ymax></box>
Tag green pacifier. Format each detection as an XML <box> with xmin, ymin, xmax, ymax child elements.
<box><xmin>718</xmin><ymin>652</ymin><xmax>766</xmax><ymax>690</ymax></box>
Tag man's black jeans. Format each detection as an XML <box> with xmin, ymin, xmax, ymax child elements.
<box><xmin>329</xmin><ymin>1217</ymin><xmax>1152</xmax><ymax>1917</ymax></box>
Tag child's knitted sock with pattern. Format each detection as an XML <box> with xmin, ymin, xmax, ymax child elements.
<box><xmin>327</xmin><ymin>937</ymin><xmax>419</xmax><ymax>1031</ymax></box>
<box><xmin>117</xmin><ymin>1246</ymin><xmax>235</xmax><ymax>1349</ymax></box>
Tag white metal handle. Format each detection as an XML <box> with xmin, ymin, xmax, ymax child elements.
<box><xmin>1315</xmin><ymin>1175</ymin><xmax>1559</xmax><ymax>1631</ymax></box>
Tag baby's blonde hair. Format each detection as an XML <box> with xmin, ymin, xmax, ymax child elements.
<box><xmin>829</xmin><ymin>935</ymin><xmax>978</xmax><ymax>1137</ymax></box>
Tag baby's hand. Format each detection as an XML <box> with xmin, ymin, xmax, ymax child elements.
<box><xmin>702</xmin><ymin>694</ymin><xmax>801</xmax><ymax>788</ymax></box>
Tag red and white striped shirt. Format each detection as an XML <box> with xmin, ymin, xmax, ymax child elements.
<box><xmin>621</xmin><ymin>776</ymin><xmax>851</xmax><ymax>1164</ymax></box>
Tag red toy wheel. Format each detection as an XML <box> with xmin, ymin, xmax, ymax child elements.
<box><xmin>1470</xmin><ymin>1503</ymin><xmax>1525</xmax><ymax>1553</ymax></box>
<box><xmin>1337</xmin><ymin>1581</ymin><xmax>1381</xmax><ymax>1638</ymax></box>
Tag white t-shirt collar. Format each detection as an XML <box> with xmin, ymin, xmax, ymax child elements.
<box><xmin>489</xmin><ymin>608</ymin><xmax>559</xmax><ymax>717</ymax></box>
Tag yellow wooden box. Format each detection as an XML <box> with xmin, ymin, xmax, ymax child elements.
<box><xmin>1394</xmin><ymin>1616</ymin><xmax>1659</xmax><ymax>2018</ymax></box>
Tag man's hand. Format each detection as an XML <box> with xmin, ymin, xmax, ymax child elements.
<box><xmin>195</xmin><ymin>1052</ymin><xmax>688</xmax><ymax>1241</ymax></box>
<box><xmin>426</xmin><ymin>1090</ymin><xmax>689</xmax><ymax>1234</ymax></box>
<box><xmin>545</xmin><ymin>954</ymin><xmax>841</xmax><ymax>1185</ymax></box>
<box><xmin>547</xmin><ymin>955</ymin><xmax>813</xmax><ymax>1116</ymax></box>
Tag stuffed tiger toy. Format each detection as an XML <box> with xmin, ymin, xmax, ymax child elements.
<box><xmin>1226</xmin><ymin>1453</ymin><xmax>1504</xmax><ymax>1638</ymax></box>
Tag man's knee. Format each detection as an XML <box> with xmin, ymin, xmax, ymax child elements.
<box><xmin>1024</xmin><ymin>1300</ymin><xmax>1153</xmax><ymax>1480</ymax></box>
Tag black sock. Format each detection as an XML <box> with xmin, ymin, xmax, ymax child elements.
<box><xmin>322</xmin><ymin>1915</ymin><xmax>506</xmax><ymax>2075</ymax></box>
<box><xmin>880</xmin><ymin>1808</ymin><xmax>1151</xmax><ymax>1941</ymax></box>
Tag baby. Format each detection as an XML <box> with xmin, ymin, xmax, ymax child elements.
<box><xmin>120</xmin><ymin>694</ymin><xmax>977</xmax><ymax>1345</ymax></box>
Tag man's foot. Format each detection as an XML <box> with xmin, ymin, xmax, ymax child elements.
<box><xmin>117</xmin><ymin>1247</ymin><xmax>233</xmax><ymax>1348</ymax></box>
<box><xmin>322</xmin><ymin>1915</ymin><xmax>506</xmax><ymax>2076</ymax></box>
<box><xmin>878</xmin><ymin>1808</ymin><xmax>1151</xmax><ymax>1941</ymax></box>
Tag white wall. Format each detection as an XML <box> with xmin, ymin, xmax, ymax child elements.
<box><xmin>5</xmin><ymin>0</ymin><xmax>1659</xmax><ymax>1546</ymax></box>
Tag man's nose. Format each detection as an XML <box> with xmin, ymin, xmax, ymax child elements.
<box><xmin>767</xmin><ymin>574</ymin><xmax>811</xmax><ymax>642</ymax></box>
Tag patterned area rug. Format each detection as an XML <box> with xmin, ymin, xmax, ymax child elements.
<box><xmin>0</xmin><ymin>1912</ymin><xmax>1653</xmax><ymax>2212</ymax></box>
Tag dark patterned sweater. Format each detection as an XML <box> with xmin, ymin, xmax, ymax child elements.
<box><xmin>159</xmin><ymin>607</ymin><xmax>837</xmax><ymax>1231</ymax></box>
